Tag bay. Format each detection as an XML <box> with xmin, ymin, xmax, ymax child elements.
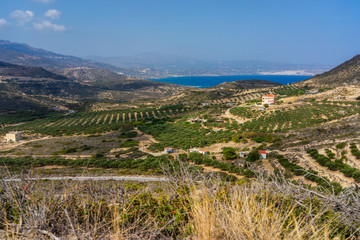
<box><xmin>149</xmin><ymin>75</ymin><xmax>313</xmax><ymax>88</ymax></box>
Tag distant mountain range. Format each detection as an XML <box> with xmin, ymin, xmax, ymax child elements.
<box><xmin>0</xmin><ymin>40</ymin><xmax>134</xmax><ymax>75</ymax></box>
<box><xmin>89</xmin><ymin>52</ymin><xmax>333</xmax><ymax>79</ymax></box>
<box><xmin>0</xmin><ymin>48</ymin><xmax>359</xmax><ymax>111</ymax></box>
<box><xmin>0</xmin><ymin>40</ymin><xmax>333</xmax><ymax>79</ymax></box>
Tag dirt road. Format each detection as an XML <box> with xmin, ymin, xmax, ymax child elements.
<box><xmin>4</xmin><ymin>176</ymin><xmax>168</xmax><ymax>182</ymax></box>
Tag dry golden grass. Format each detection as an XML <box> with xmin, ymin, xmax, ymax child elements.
<box><xmin>190</xmin><ymin>183</ymin><xmax>342</xmax><ymax>240</ymax></box>
<box><xmin>1</xmin><ymin>167</ymin><xmax>359</xmax><ymax>239</ymax></box>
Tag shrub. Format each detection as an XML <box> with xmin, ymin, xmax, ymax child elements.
<box><xmin>232</xmin><ymin>135</ymin><xmax>241</xmax><ymax>143</ymax></box>
<box><xmin>350</xmin><ymin>143</ymin><xmax>360</xmax><ymax>159</ymax></box>
<box><xmin>336</xmin><ymin>142</ymin><xmax>347</xmax><ymax>149</ymax></box>
<box><xmin>325</xmin><ymin>149</ymin><xmax>335</xmax><ymax>159</ymax></box>
<box><xmin>353</xmin><ymin>170</ymin><xmax>360</xmax><ymax>182</ymax></box>
<box><xmin>246</xmin><ymin>150</ymin><xmax>260</xmax><ymax>162</ymax></box>
<box><xmin>119</xmin><ymin>139</ymin><xmax>139</xmax><ymax>148</ymax></box>
<box><xmin>223</xmin><ymin>147</ymin><xmax>238</xmax><ymax>160</ymax></box>
<box><xmin>60</xmin><ymin>148</ymin><xmax>77</xmax><ymax>154</ymax></box>
<box><xmin>119</xmin><ymin>130</ymin><xmax>138</xmax><ymax>138</ymax></box>
<box><xmin>91</xmin><ymin>152</ymin><xmax>104</xmax><ymax>160</ymax></box>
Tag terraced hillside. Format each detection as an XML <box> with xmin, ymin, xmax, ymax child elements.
<box><xmin>0</xmin><ymin>105</ymin><xmax>195</xmax><ymax>136</ymax></box>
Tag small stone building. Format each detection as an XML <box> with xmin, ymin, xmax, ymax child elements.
<box><xmin>4</xmin><ymin>131</ymin><xmax>22</xmax><ymax>142</ymax></box>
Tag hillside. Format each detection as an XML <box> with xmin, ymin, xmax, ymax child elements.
<box><xmin>0</xmin><ymin>40</ymin><xmax>133</xmax><ymax>75</ymax></box>
<box><xmin>57</xmin><ymin>67</ymin><xmax>185</xmax><ymax>96</ymax></box>
<box><xmin>0</xmin><ymin>61</ymin><xmax>68</xmax><ymax>80</ymax></box>
<box><xmin>0</xmin><ymin>61</ymin><xmax>186</xmax><ymax>111</ymax></box>
<box><xmin>305</xmin><ymin>54</ymin><xmax>360</xmax><ymax>86</ymax></box>
<box><xmin>210</xmin><ymin>79</ymin><xmax>283</xmax><ymax>89</ymax></box>
<box><xmin>57</xmin><ymin>67</ymin><xmax>129</xmax><ymax>82</ymax></box>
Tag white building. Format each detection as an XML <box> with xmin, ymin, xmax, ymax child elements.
<box><xmin>4</xmin><ymin>131</ymin><xmax>22</xmax><ymax>143</ymax></box>
<box><xmin>164</xmin><ymin>147</ymin><xmax>174</xmax><ymax>154</ymax></box>
<box><xmin>259</xmin><ymin>150</ymin><xmax>267</xmax><ymax>159</ymax></box>
<box><xmin>262</xmin><ymin>94</ymin><xmax>277</xmax><ymax>105</ymax></box>
<box><xmin>189</xmin><ymin>149</ymin><xmax>209</xmax><ymax>155</ymax></box>
<box><xmin>198</xmin><ymin>150</ymin><xmax>209</xmax><ymax>155</ymax></box>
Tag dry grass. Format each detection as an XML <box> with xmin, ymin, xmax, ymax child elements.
<box><xmin>1</xmin><ymin>166</ymin><xmax>360</xmax><ymax>239</ymax></box>
<box><xmin>190</xmin><ymin>183</ymin><xmax>340</xmax><ymax>240</ymax></box>
<box><xmin>0</xmin><ymin>177</ymin><xmax>171</xmax><ymax>239</ymax></box>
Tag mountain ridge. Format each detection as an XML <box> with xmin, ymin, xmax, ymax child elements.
<box><xmin>0</xmin><ymin>40</ymin><xmax>134</xmax><ymax>75</ymax></box>
<box><xmin>90</xmin><ymin>52</ymin><xmax>332</xmax><ymax>79</ymax></box>
<box><xmin>304</xmin><ymin>54</ymin><xmax>360</xmax><ymax>86</ymax></box>
<box><xmin>0</xmin><ymin>61</ymin><xmax>68</xmax><ymax>80</ymax></box>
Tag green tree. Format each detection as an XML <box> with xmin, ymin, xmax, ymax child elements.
<box><xmin>353</xmin><ymin>170</ymin><xmax>360</xmax><ymax>182</ymax></box>
<box><xmin>246</xmin><ymin>150</ymin><xmax>260</xmax><ymax>162</ymax></box>
<box><xmin>223</xmin><ymin>147</ymin><xmax>238</xmax><ymax>160</ymax></box>
<box><xmin>232</xmin><ymin>135</ymin><xmax>241</xmax><ymax>143</ymax></box>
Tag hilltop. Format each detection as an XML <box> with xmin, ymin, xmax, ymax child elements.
<box><xmin>0</xmin><ymin>61</ymin><xmax>67</xmax><ymax>80</ymax></box>
<box><xmin>0</xmin><ymin>40</ymin><xmax>133</xmax><ymax>75</ymax></box>
<box><xmin>57</xmin><ymin>67</ymin><xmax>129</xmax><ymax>82</ymax></box>
<box><xmin>0</xmin><ymin>60</ymin><xmax>186</xmax><ymax>112</ymax></box>
<box><xmin>210</xmin><ymin>79</ymin><xmax>283</xmax><ymax>89</ymax></box>
<box><xmin>305</xmin><ymin>54</ymin><xmax>360</xmax><ymax>86</ymax></box>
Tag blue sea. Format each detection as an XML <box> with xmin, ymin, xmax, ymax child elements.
<box><xmin>149</xmin><ymin>75</ymin><xmax>313</xmax><ymax>88</ymax></box>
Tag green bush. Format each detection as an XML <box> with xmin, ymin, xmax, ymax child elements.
<box><xmin>222</xmin><ymin>147</ymin><xmax>238</xmax><ymax>160</ymax></box>
<box><xmin>307</xmin><ymin>149</ymin><xmax>360</xmax><ymax>183</ymax></box>
<box><xmin>350</xmin><ymin>143</ymin><xmax>360</xmax><ymax>159</ymax></box>
<box><xmin>353</xmin><ymin>170</ymin><xmax>360</xmax><ymax>182</ymax></box>
<box><xmin>59</xmin><ymin>148</ymin><xmax>77</xmax><ymax>154</ymax></box>
<box><xmin>246</xmin><ymin>150</ymin><xmax>260</xmax><ymax>162</ymax></box>
<box><xmin>325</xmin><ymin>149</ymin><xmax>335</xmax><ymax>159</ymax></box>
<box><xmin>119</xmin><ymin>139</ymin><xmax>139</xmax><ymax>148</ymax></box>
<box><xmin>336</xmin><ymin>142</ymin><xmax>347</xmax><ymax>149</ymax></box>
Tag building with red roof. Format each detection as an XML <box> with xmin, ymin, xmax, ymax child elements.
<box><xmin>262</xmin><ymin>94</ymin><xmax>277</xmax><ymax>105</ymax></box>
<box><xmin>164</xmin><ymin>147</ymin><xmax>174</xmax><ymax>154</ymax></box>
<box><xmin>258</xmin><ymin>150</ymin><xmax>267</xmax><ymax>159</ymax></box>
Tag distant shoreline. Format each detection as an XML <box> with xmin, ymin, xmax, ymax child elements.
<box><xmin>148</xmin><ymin>75</ymin><xmax>313</xmax><ymax>88</ymax></box>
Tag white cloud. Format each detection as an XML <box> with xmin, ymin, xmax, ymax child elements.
<box><xmin>33</xmin><ymin>0</ymin><xmax>54</xmax><ymax>3</ymax></box>
<box><xmin>0</xmin><ymin>18</ymin><xmax>10</xmax><ymax>28</ymax></box>
<box><xmin>45</xmin><ymin>9</ymin><xmax>61</xmax><ymax>19</ymax></box>
<box><xmin>10</xmin><ymin>10</ymin><xmax>34</xmax><ymax>25</ymax></box>
<box><xmin>33</xmin><ymin>20</ymin><xmax>65</xmax><ymax>32</ymax></box>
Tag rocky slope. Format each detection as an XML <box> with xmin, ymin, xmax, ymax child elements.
<box><xmin>304</xmin><ymin>55</ymin><xmax>360</xmax><ymax>86</ymax></box>
<box><xmin>0</xmin><ymin>61</ymin><xmax>68</xmax><ymax>80</ymax></box>
<box><xmin>57</xmin><ymin>67</ymin><xmax>128</xmax><ymax>82</ymax></box>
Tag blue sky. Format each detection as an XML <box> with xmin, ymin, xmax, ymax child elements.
<box><xmin>0</xmin><ymin>0</ymin><xmax>359</xmax><ymax>65</ymax></box>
